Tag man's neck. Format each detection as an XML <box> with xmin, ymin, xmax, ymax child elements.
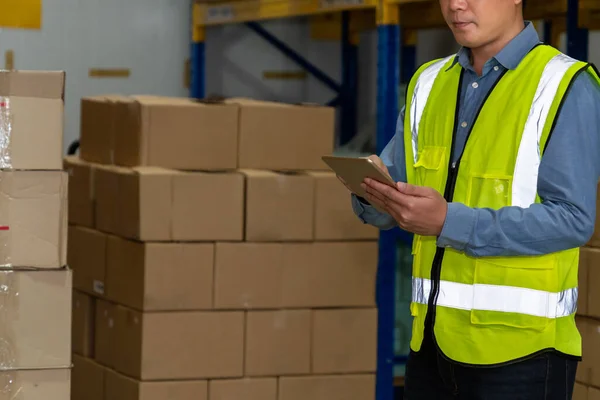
<box><xmin>470</xmin><ymin>19</ymin><xmax>526</xmax><ymax>75</ymax></box>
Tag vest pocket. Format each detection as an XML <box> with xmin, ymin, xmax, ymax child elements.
<box><xmin>413</xmin><ymin>146</ymin><xmax>446</xmax><ymax>191</ymax></box>
<box><xmin>467</xmin><ymin>174</ymin><xmax>512</xmax><ymax>209</ymax></box>
<box><xmin>470</xmin><ymin>255</ymin><xmax>558</xmax><ymax>331</ymax></box>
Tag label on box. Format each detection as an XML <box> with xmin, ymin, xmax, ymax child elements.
<box><xmin>93</xmin><ymin>280</ymin><xmax>105</xmax><ymax>295</ymax></box>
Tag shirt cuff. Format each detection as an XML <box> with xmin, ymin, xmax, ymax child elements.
<box><xmin>437</xmin><ymin>202</ymin><xmax>477</xmax><ymax>251</ymax></box>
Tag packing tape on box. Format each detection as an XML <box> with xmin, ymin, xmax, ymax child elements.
<box><xmin>0</xmin><ymin>271</ymin><xmax>20</xmax><ymax>398</ymax></box>
<box><xmin>0</xmin><ymin>173</ymin><xmax>13</xmax><ymax>269</ymax></box>
<box><xmin>0</xmin><ymin>99</ymin><xmax>12</xmax><ymax>169</ymax></box>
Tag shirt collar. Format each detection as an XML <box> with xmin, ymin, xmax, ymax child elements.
<box><xmin>446</xmin><ymin>21</ymin><xmax>541</xmax><ymax>72</ymax></box>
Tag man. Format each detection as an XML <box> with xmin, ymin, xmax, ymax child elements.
<box><xmin>348</xmin><ymin>0</ymin><xmax>600</xmax><ymax>398</ymax></box>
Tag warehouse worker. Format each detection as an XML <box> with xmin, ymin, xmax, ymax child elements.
<box><xmin>348</xmin><ymin>0</ymin><xmax>600</xmax><ymax>398</ymax></box>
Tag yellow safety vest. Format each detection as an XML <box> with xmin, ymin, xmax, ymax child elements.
<box><xmin>404</xmin><ymin>44</ymin><xmax>600</xmax><ymax>365</ymax></box>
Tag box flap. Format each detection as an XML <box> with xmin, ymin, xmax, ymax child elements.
<box><xmin>0</xmin><ymin>70</ymin><xmax>65</xmax><ymax>99</ymax></box>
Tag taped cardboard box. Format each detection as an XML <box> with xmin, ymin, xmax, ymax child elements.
<box><xmin>105</xmin><ymin>236</ymin><xmax>214</xmax><ymax>311</ymax></box>
<box><xmin>94</xmin><ymin>299</ymin><xmax>117</xmax><ymax>369</ymax></box>
<box><xmin>0</xmin><ymin>269</ymin><xmax>72</xmax><ymax>370</ymax></box>
<box><xmin>242</xmin><ymin>170</ymin><xmax>314</xmax><ymax>242</ymax></box>
<box><xmin>309</xmin><ymin>171</ymin><xmax>379</xmax><ymax>240</ymax></box>
<box><xmin>209</xmin><ymin>378</ymin><xmax>277</xmax><ymax>400</ymax></box>
<box><xmin>64</xmin><ymin>156</ymin><xmax>95</xmax><ymax>228</ymax></box>
<box><xmin>227</xmin><ymin>98</ymin><xmax>334</xmax><ymax>171</ymax></box>
<box><xmin>0</xmin><ymin>70</ymin><xmax>64</xmax><ymax>170</ymax></box>
<box><xmin>95</xmin><ymin>165</ymin><xmax>244</xmax><ymax>242</ymax></box>
<box><xmin>279</xmin><ymin>374</ymin><xmax>375</xmax><ymax>400</ymax></box>
<box><xmin>0</xmin><ymin>170</ymin><xmax>67</xmax><ymax>268</ymax></box>
<box><xmin>105</xmin><ymin>368</ymin><xmax>207</xmax><ymax>400</ymax></box>
<box><xmin>579</xmin><ymin>247</ymin><xmax>594</xmax><ymax>317</ymax></box>
<box><xmin>574</xmin><ymin>383</ymin><xmax>589</xmax><ymax>400</ymax></box>
<box><xmin>0</xmin><ymin>368</ymin><xmax>71</xmax><ymax>400</ymax></box>
<box><xmin>79</xmin><ymin>95</ymin><xmax>130</xmax><ymax>165</ymax></box>
<box><xmin>213</xmin><ymin>241</ymin><xmax>378</xmax><ymax>309</ymax></box>
<box><xmin>245</xmin><ymin>310</ymin><xmax>311</xmax><ymax>376</ymax></box>
<box><xmin>72</xmin><ymin>354</ymin><xmax>104</xmax><ymax>400</ymax></box>
<box><xmin>113</xmin><ymin>306</ymin><xmax>244</xmax><ymax>380</ymax></box>
<box><xmin>113</xmin><ymin>96</ymin><xmax>239</xmax><ymax>170</ymax></box>
<box><xmin>68</xmin><ymin>226</ymin><xmax>107</xmax><ymax>296</ymax></box>
<box><xmin>72</xmin><ymin>290</ymin><xmax>95</xmax><ymax>358</ymax></box>
<box><xmin>312</xmin><ymin>309</ymin><xmax>378</xmax><ymax>374</ymax></box>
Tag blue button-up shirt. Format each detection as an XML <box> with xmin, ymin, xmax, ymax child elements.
<box><xmin>352</xmin><ymin>22</ymin><xmax>600</xmax><ymax>257</ymax></box>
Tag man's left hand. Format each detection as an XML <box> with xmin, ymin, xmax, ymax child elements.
<box><xmin>362</xmin><ymin>178</ymin><xmax>448</xmax><ymax>236</ymax></box>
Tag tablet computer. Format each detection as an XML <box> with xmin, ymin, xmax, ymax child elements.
<box><xmin>321</xmin><ymin>155</ymin><xmax>396</xmax><ymax>199</ymax></box>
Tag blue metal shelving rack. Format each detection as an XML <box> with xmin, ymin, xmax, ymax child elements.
<box><xmin>189</xmin><ymin>1</ymin><xmax>591</xmax><ymax>399</ymax></box>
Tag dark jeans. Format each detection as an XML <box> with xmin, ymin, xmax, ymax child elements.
<box><xmin>404</xmin><ymin>332</ymin><xmax>578</xmax><ymax>399</ymax></box>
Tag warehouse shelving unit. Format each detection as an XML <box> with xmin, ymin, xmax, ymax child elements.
<box><xmin>189</xmin><ymin>0</ymin><xmax>597</xmax><ymax>399</ymax></box>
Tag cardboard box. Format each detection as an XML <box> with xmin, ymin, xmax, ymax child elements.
<box><xmin>106</xmin><ymin>368</ymin><xmax>207</xmax><ymax>400</ymax></box>
<box><xmin>214</xmin><ymin>243</ymin><xmax>283</xmax><ymax>309</ymax></box>
<box><xmin>310</xmin><ymin>171</ymin><xmax>379</xmax><ymax>240</ymax></box>
<box><xmin>64</xmin><ymin>156</ymin><xmax>95</xmax><ymax>228</ymax></box>
<box><xmin>72</xmin><ymin>290</ymin><xmax>95</xmax><ymax>357</ymax></box>
<box><xmin>72</xmin><ymin>354</ymin><xmax>104</xmax><ymax>400</ymax></box>
<box><xmin>0</xmin><ymin>70</ymin><xmax>64</xmax><ymax>170</ymax></box>
<box><xmin>588</xmin><ymin>320</ymin><xmax>600</xmax><ymax>388</ymax></box>
<box><xmin>586</xmin><ymin>248</ymin><xmax>600</xmax><ymax>319</ymax></box>
<box><xmin>113</xmin><ymin>96</ymin><xmax>239</xmax><ymax>170</ymax></box>
<box><xmin>113</xmin><ymin>307</ymin><xmax>244</xmax><ymax>380</ymax></box>
<box><xmin>94</xmin><ymin>165</ymin><xmax>126</xmax><ymax>234</ymax></box>
<box><xmin>281</xmin><ymin>242</ymin><xmax>378</xmax><ymax>308</ymax></box>
<box><xmin>0</xmin><ymin>369</ymin><xmax>70</xmax><ymax>400</ymax></box>
<box><xmin>209</xmin><ymin>378</ymin><xmax>277</xmax><ymax>400</ymax></box>
<box><xmin>590</xmin><ymin>387</ymin><xmax>600</xmax><ymax>400</ymax></box>
<box><xmin>312</xmin><ymin>309</ymin><xmax>378</xmax><ymax>373</ymax></box>
<box><xmin>243</xmin><ymin>170</ymin><xmax>314</xmax><ymax>241</ymax></box>
<box><xmin>95</xmin><ymin>299</ymin><xmax>117</xmax><ymax>368</ymax></box>
<box><xmin>68</xmin><ymin>226</ymin><xmax>106</xmax><ymax>296</ymax></box>
<box><xmin>214</xmin><ymin>242</ymin><xmax>377</xmax><ymax>309</ymax></box>
<box><xmin>0</xmin><ymin>170</ymin><xmax>67</xmax><ymax>268</ymax></box>
<box><xmin>245</xmin><ymin>310</ymin><xmax>311</xmax><ymax>376</ymax></box>
<box><xmin>574</xmin><ymin>383</ymin><xmax>589</xmax><ymax>400</ymax></box>
<box><xmin>230</xmin><ymin>98</ymin><xmax>334</xmax><ymax>170</ymax></box>
<box><xmin>95</xmin><ymin>166</ymin><xmax>244</xmax><ymax>241</ymax></box>
<box><xmin>0</xmin><ymin>269</ymin><xmax>71</xmax><ymax>369</ymax></box>
<box><xmin>579</xmin><ymin>247</ymin><xmax>593</xmax><ymax>316</ymax></box>
<box><xmin>106</xmin><ymin>236</ymin><xmax>214</xmax><ymax>311</ymax></box>
<box><xmin>278</xmin><ymin>375</ymin><xmax>375</xmax><ymax>400</ymax></box>
<box><xmin>577</xmin><ymin>316</ymin><xmax>591</xmax><ymax>384</ymax></box>
<box><xmin>588</xmin><ymin>183</ymin><xmax>600</xmax><ymax>248</ymax></box>
<box><xmin>79</xmin><ymin>95</ymin><xmax>129</xmax><ymax>165</ymax></box>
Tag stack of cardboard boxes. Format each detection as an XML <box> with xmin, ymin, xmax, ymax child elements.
<box><xmin>574</xmin><ymin>197</ymin><xmax>600</xmax><ymax>400</ymax></box>
<box><xmin>67</xmin><ymin>95</ymin><xmax>380</xmax><ymax>400</ymax></box>
<box><xmin>0</xmin><ymin>70</ymin><xmax>71</xmax><ymax>398</ymax></box>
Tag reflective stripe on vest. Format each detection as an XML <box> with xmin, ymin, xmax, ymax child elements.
<box><xmin>512</xmin><ymin>53</ymin><xmax>579</xmax><ymax>207</ymax></box>
<box><xmin>409</xmin><ymin>53</ymin><xmax>579</xmax><ymax>207</ymax></box>
<box><xmin>412</xmin><ymin>277</ymin><xmax>578</xmax><ymax>319</ymax></box>
<box><xmin>409</xmin><ymin>55</ymin><xmax>455</xmax><ymax>163</ymax></box>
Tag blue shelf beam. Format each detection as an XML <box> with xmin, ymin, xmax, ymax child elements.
<box><xmin>566</xmin><ymin>0</ymin><xmax>588</xmax><ymax>61</ymax></box>
<box><xmin>191</xmin><ymin>4</ymin><xmax>206</xmax><ymax>99</ymax></box>
<box><xmin>190</xmin><ymin>41</ymin><xmax>206</xmax><ymax>98</ymax></box>
<box><xmin>376</xmin><ymin>17</ymin><xmax>400</xmax><ymax>400</ymax></box>
<box><xmin>340</xmin><ymin>11</ymin><xmax>359</xmax><ymax>145</ymax></box>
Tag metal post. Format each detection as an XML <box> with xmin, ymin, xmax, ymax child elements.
<box><xmin>340</xmin><ymin>11</ymin><xmax>359</xmax><ymax>146</ymax></box>
<box><xmin>567</xmin><ymin>0</ymin><xmax>588</xmax><ymax>60</ymax></box>
<box><xmin>191</xmin><ymin>4</ymin><xmax>206</xmax><ymax>99</ymax></box>
<box><xmin>400</xmin><ymin>29</ymin><xmax>416</xmax><ymax>84</ymax></box>
<box><xmin>376</xmin><ymin>2</ymin><xmax>400</xmax><ymax>398</ymax></box>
